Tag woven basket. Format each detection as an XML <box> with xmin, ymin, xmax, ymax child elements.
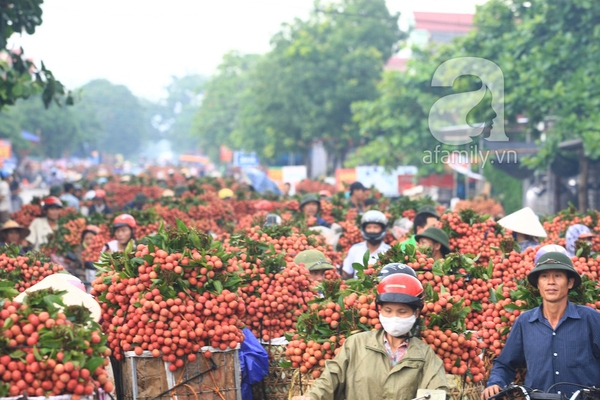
<box><xmin>482</xmin><ymin>349</ymin><xmax>526</xmax><ymax>386</ymax></box>
<box><xmin>287</xmin><ymin>369</ymin><xmax>317</xmax><ymax>399</ymax></box>
<box><xmin>447</xmin><ymin>374</ymin><xmax>485</xmax><ymax>400</ymax></box>
<box><xmin>253</xmin><ymin>344</ymin><xmax>294</xmax><ymax>400</ymax></box>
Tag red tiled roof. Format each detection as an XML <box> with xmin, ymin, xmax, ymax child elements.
<box><xmin>385</xmin><ymin>57</ymin><xmax>408</xmax><ymax>72</ymax></box>
<box><xmin>413</xmin><ymin>12</ymin><xmax>473</xmax><ymax>33</ymax></box>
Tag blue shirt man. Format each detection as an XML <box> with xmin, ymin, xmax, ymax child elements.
<box><xmin>483</xmin><ymin>252</ymin><xmax>600</xmax><ymax>399</ymax></box>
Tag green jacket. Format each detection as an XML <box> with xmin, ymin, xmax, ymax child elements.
<box><xmin>307</xmin><ymin>329</ymin><xmax>448</xmax><ymax>400</ymax></box>
<box><xmin>400</xmin><ymin>235</ymin><xmax>417</xmax><ymax>251</ymax></box>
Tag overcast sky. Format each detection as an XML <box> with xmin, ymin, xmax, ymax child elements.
<box><xmin>9</xmin><ymin>0</ymin><xmax>486</xmax><ymax>101</ymax></box>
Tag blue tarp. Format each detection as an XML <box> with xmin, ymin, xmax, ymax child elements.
<box><xmin>21</xmin><ymin>131</ymin><xmax>40</xmax><ymax>143</ymax></box>
<box><xmin>242</xmin><ymin>167</ymin><xmax>282</xmax><ymax>195</ymax></box>
<box><xmin>239</xmin><ymin>328</ymin><xmax>269</xmax><ymax>400</ymax></box>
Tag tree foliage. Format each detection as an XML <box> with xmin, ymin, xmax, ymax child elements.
<box><xmin>0</xmin><ymin>0</ymin><xmax>70</xmax><ymax>110</ymax></box>
<box><xmin>192</xmin><ymin>52</ymin><xmax>260</xmax><ymax>162</ymax></box>
<box><xmin>79</xmin><ymin>79</ymin><xmax>149</xmax><ymax>157</ymax></box>
<box><xmin>193</xmin><ymin>0</ymin><xmax>403</xmax><ymax>168</ymax></box>
<box><xmin>0</xmin><ymin>96</ymin><xmax>102</xmax><ymax>158</ymax></box>
<box><xmin>149</xmin><ymin>74</ymin><xmax>206</xmax><ymax>154</ymax></box>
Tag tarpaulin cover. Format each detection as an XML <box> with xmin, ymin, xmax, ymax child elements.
<box><xmin>240</xmin><ymin>328</ymin><xmax>269</xmax><ymax>400</ymax></box>
<box><xmin>242</xmin><ymin>167</ymin><xmax>282</xmax><ymax>195</ymax></box>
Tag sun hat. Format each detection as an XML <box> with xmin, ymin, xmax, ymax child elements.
<box><xmin>293</xmin><ymin>249</ymin><xmax>334</xmax><ymax>271</ymax></box>
<box><xmin>497</xmin><ymin>207</ymin><xmax>547</xmax><ymax>238</ymax></box>
<box><xmin>415</xmin><ymin>227</ymin><xmax>451</xmax><ymax>254</ymax></box>
<box><xmin>14</xmin><ymin>274</ymin><xmax>101</xmax><ymax>322</ymax></box>
<box><xmin>0</xmin><ymin>220</ymin><xmax>30</xmax><ymax>240</ymax></box>
<box><xmin>527</xmin><ymin>251</ymin><xmax>581</xmax><ymax>289</ymax></box>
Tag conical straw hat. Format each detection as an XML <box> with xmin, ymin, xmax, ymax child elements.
<box><xmin>497</xmin><ymin>207</ymin><xmax>547</xmax><ymax>238</ymax></box>
<box><xmin>14</xmin><ymin>274</ymin><xmax>101</xmax><ymax>322</ymax></box>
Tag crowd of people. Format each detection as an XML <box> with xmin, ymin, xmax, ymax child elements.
<box><xmin>4</xmin><ymin>172</ymin><xmax>600</xmax><ymax>400</ymax></box>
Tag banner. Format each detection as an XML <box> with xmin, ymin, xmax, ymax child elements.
<box><xmin>268</xmin><ymin>167</ymin><xmax>283</xmax><ymax>184</ymax></box>
<box><xmin>335</xmin><ymin>168</ymin><xmax>356</xmax><ymax>192</ymax></box>
<box><xmin>356</xmin><ymin>166</ymin><xmax>417</xmax><ymax>197</ymax></box>
<box><xmin>446</xmin><ymin>152</ymin><xmax>484</xmax><ymax>180</ymax></box>
<box><xmin>0</xmin><ymin>140</ymin><xmax>12</xmax><ymax>161</ymax></box>
<box><xmin>220</xmin><ymin>145</ymin><xmax>233</xmax><ymax>163</ymax></box>
<box><xmin>282</xmin><ymin>166</ymin><xmax>307</xmax><ymax>187</ymax></box>
<box><xmin>179</xmin><ymin>154</ymin><xmax>210</xmax><ymax>165</ymax></box>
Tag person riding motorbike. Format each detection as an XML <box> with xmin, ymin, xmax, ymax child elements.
<box><xmin>102</xmin><ymin>214</ymin><xmax>136</xmax><ymax>254</ymax></box>
<box><xmin>342</xmin><ymin>210</ymin><xmax>390</xmax><ymax>279</ymax></box>
<box><xmin>482</xmin><ymin>251</ymin><xmax>600</xmax><ymax>399</ymax></box>
<box><xmin>292</xmin><ymin>272</ymin><xmax>448</xmax><ymax>400</ymax></box>
<box><xmin>299</xmin><ymin>194</ymin><xmax>331</xmax><ymax>228</ymax></box>
<box><xmin>26</xmin><ymin>196</ymin><xmax>62</xmax><ymax>251</ymax></box>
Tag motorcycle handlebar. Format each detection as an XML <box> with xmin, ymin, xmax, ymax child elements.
<box><xmin>489</xmin><ymin>384</ymin><xmax>600</xmax><ymax>400</ymax></box>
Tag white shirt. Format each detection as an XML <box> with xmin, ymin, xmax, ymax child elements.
<box><xmin>26</xmin><ymin>217</ymin><xmax>54</xmax><ymax>251</ymax></box>
<box><xmin>342</xmin><ymin>241</ymin><xmax>390</xmax><ymax>277</ymax></box>
<box><xmin>0</xmin><ymin>180</ymin><xmax>11</xmax><ymax>212</ymax></box>
<box><xmin>104</xmin><ymin>240</ymin><xmax>119</xmax><ymax>253</ymax></box>
<box><xmin>60</xmin><ymin>193</ymin><xmax>80</xmax><ymax>210</ymax></box>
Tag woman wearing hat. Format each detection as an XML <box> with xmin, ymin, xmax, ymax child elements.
<box><xmin>483</xmin><ymin>251</ymin><xmax>600</xmax><ymax>399</ymax></box>
<box><xmin>88</xmin><ymin>189</ymin><xmax>113</xmax><ymax>216</ymax></box>
<box><xmin>69</xmin><ymin>225</ymin><xmax>101</xmax><ymax>273</ymax></box>
<box><xmin>415</xmin><ymin>227</ymin><xmax>451</xmax><ymax>261</ymax></box>
<box><xmin>565</xmin><ymin>224</ymin><xmax>594</xmax><ymax>257</ymax></box>
<box><xmin>497</xmin><ymin>207</ymin><xmax>547</xmax><ymax>253</ymax></box>
<box><xmin>102</xmin><ymin>214</ymin><xmax>136</xmax><ymax>254</ymax></box>
<box><xmin>299</xmin><ymin>194</ymin><xmax>331</xmax><ymax>228</ymax></box>
<box><xmin>0</xmin><ymin>220</ymin><xmax>31</xmax><ymax>251</ymax></box>
<box><xmin>26</xmin><ymin>196</ymin><xmax>63</xmax><ymax>251</ymax></box>
<box><xmin>293</xmin><ymin>273</ymin><xmax>447</xmax><ymax>400</ymax></box>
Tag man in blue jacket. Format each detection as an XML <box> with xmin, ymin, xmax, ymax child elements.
<box><xmin>482</xmin><ymin>251</ymin><xmax>600</xmax><ymax>399</ymax></box>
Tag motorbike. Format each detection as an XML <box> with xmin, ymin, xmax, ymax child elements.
<box><xmin>489</xmin><ymin>383</ymin><xmax>600</xmax><ymax>400</ymax></box>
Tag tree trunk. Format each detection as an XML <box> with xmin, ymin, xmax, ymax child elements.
<box><xmin>552</xmin><ymin>171</ymin><xmax>560</xmax><ymax>214</ymax></box>
<box><xmin>579</xmin><ymin>153</ymin><xmax>589</xmax><ymax>212</ymax></box>
<box><xmin>337</xmin><ymin>148</ymin><xmax>347</xmax><ymax>170</ymax></box>
<box><xmin>304</xmin><ymin>148</ymin><xmax>312</xmax><ymax>179</ymax></box>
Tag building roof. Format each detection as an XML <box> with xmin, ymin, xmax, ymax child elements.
<box><xmin>413</xmin><ymin>12</ymin><xmax>474</xmax><ymax>33</ymax></box>
<box><xmin>385</xmin><ymin>56</ymin><xmax>408</xmax><ymax>72</ymax></box>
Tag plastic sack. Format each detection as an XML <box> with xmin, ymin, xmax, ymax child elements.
<box><xmin>239</xmin><ymin>328</ymin><xmax>269</xmax><ymax>400</ymax></box>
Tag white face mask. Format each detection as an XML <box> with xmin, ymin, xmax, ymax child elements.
<box><xmin>379</xmin><ymin>315</ymin><xmax>416</xmax><ymax>337</ymax></box>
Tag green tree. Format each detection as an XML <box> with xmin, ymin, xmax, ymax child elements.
<box><xmin>192</xmin><ymin>52</ymin><xmax>261</xmax><ymax>162</ymax></box>
<box><xmin>235</xmin><ymin>0</ymin><xmax>403</xmax><ymax>170</ymax></box>
<box><xmin>454</xmin><ymin>0</ymin><xmax>600</xmax><ymax>209</ymax></box>
<box><xmin>150</xmin><ymin>75</ymin><xmax>206</xmax><ymax>154</ymax></box>
<box><xmin>79</xmin><ymin>79</ymin><xmax>149</xmax><ymax>157</ymax></box>
<box><xmin>0</xmin><ymin>96</ymin><xmax>102</xmax><ymax>158</ymax></box>
<box><xmin>0</xmin><ymin>1</ymin><xmax>69</xmax><ymax>109</ymax></box>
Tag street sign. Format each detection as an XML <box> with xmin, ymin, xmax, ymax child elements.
<box><xmin>234</xmin><ymin>151</ymin><xmax>259</xmax><ymax>168</ymax></box>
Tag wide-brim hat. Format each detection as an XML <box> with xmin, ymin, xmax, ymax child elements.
<box><xmin>14</xmin><ymin>274</ymin><xmax>101</xmax><ymax>322</ymax></box>
<box><xmin>0</xmin><ymin>220</ymin><xmax>30</xmax><ymax>239</ymax></box>
<box><xmin>134</xmin><ymin>193</ymin><xmax>148</xmax><ymax>203</ymax></box>
<box><xmin>293</xmin><ymin>249</ymin><xmax>334</xmax><ymax>271</ymax></box>
<box><xmin>415</xmin><ymin>227</ymin><xmax>451</xmax><ymax>254</ymax></box>
<box><xmin>417</xmin><ymin>205</ymin><xmax>439</xmax><ymax>219</ymax></box>
<box><xmin>528</xmin><ymin>251</ymin><xmax>581</xmax><ymax>289</ymax></box>
<box><xmin>497</xmin><ymin>207</ymin><xmax>547</xmax><ymax>238</ymax></box>
<box><xmin>300</xmin><ymin>194</ymin><xmax>320</xmax><ymax>209</ymax></box>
